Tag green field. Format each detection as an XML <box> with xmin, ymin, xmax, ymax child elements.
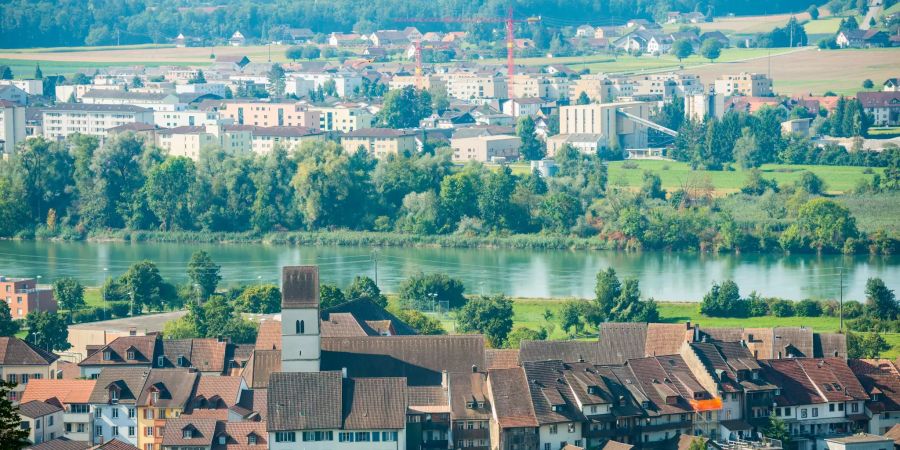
<box><xmin>435</xmin><ymin>298</ymin><xmax>900</xmax><ymax>358</ymax></box>
<box><xmin>803</xmin><ymin>17</ymin><xmax>845</xmax><ymax>35</ymax></box>
<box><xmin>605</xmin><ymin>160</ymin><xmax>882</xmax><ymax>194</ymax></box>
<box><xmin>0</xmin><ymin>58</ymin><xmax>210</xmax><ymax>79</ymax></box>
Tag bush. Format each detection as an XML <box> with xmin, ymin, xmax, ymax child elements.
<box><xmin>795</xmin><ymin>299</ymin><xmax>823</xmax><ymax>317</ymax></box>
<box><xmin>397</xmin><ymin>272</ymin><xmax>466</xmax><ymax>310</ymax></box>
<box><xmin>70</xmin><ymin>308</ymin><xmax>98</xmax><ymax>323</ymax></box>
<box><xmin>842</xmin><ymin>300</ymin><xmax>865</xmax><ymax>319</ymax></box>
<box><xmin>770</xmin><ymin>300</ymin><xmax>795</xmax><ymax>317</ymax></box>
<box><xmin>747</xmin><ymin>292</ymin><xmax>769</xmax><ymax>317</ymax></box>
<box><xmin>108</xmin><ymin>302</ymin><xmax>131</xmax><ymax>318</ymax></box>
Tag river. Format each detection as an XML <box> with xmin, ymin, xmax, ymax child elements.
<box><xmin>0</xmin><ymin>240</ymin><xmax>897</xmax><ymax>302</ymax></box>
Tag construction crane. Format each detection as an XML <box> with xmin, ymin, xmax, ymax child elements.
<box><xmin>398</xmin><ymin>8</ymin><xmax>540</xmax><ymax>98</ymax></box>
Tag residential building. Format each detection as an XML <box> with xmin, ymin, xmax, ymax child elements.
<box><xmin>218</xmin><ymin>101</ymin><xmax>320</xmax><ymax>129</ymax></box>
<box><xmin>546</xmin><ymin>133</ymin><xmax>608</xmax><ymax>157</ymax></box>
<box><xmin>42</xmin><ymin>104</ymin><xmax>154</xmax><ymax>140</ymax></box>
<box><xmin>825</xmin><ymin>434</ymin><xmax>895</xmax><ymax>450</ymax></box>
<box><xmin>847</xmin><ymin>359</ymin><xmax>900</xmax><ymax>435</ymax></box>
<box><xmin>79</xmin><ymin>335</ymin><xmax>160</xmax><ymax>379</ymax></box>
<box><xmin>1</xmin><ymin>276</ymin><xmax>56</xmax><ymax>319</ymax></box>
<box><xmin>173</xmin><ymin>83</ymin><xmax>228</xmax><ymax>99</ymax></box>
<box><xmin>407</xmin><ymin>384</ymin><xmax>451</xmax><ymax>450</ymax></box>
<box><xmin>19</xmin><ymin>400</ymin><xmax>65</xmax><ymax>444</ymax></box>
<box><xmin>714</xmin><ymin>73</ymin><xmax>774</xmax><ymax>97</ymax></box>
<box><xmin>0</xmin><ymin>100</ymin><xmax>26</xmax><ymax>154</ymax></box>
<box><xmin>761</xmin><ymin>358</ymin><xmax>870</xmax><ymax>450</ymax></box>
<box><xmin>0</xmin><ymin>337</ymin><xmax>60</xmax><ymax>403</ymax></box>
<box><xmin>857</xmin><ymin>92</ymin><xmax>900</xmax><ymax>126</ymax></box>
<box><xmin>449</xmin><ymin>371</ymin><xmax>492</xmax><ymax>450</ymax></box>
<box><xmin>0</xmin><ymin>79</ymin><xmax>43</xmax><ymax>96</ymax></box>
<box><xmin>441</xmin><ymin>72</ymin><xmax>508</xmax><ymax>100</ymax></box>
<box><xmin>781</xmin><ymin>118</ymin><xmax>812</xmax><ymax>136</ymax></box>
<box><xmin>154</xmin><ymin>338</ymin><xmax>233</xmax><ymax>376</ymax></box>
<box><xmin>267</xmin><ymin>371</ymin><xmax>407</xmax><ymax>450</ymax></box>
<box><xmin>836</xmin><ymin>29</ymin><xmax>890</xmax><ymax>48</ymax></box>
<box><xmin>286</xmin><ymin>71</ymin><xmax>364</xmax><ymax>98</ymax></box>
<box><xmin>487</xmin><ymin>366</ymin><xmax>540</xmax><ymax>450</ymax></box>
<box><xmin>310</xmin><ymin>103</ymin><xmax>374</xmax><ymax>133</ymax></box>
<box><xmin>159</xmin><ymin>417</ymin><xmax>216</xmax><ymax>450</ymax></box>
<box><xmin>152</xmin><ymin>110</ymin><xmax>219</xmax><ymax>129</ymax></box>
<box><xmin>0</xmin><ymin>84</ymin><xmax>28</xmax><ymax>105</ymax></box>
<box><xmin>88</xmin><ymin>367</ymin><xmax>149</xmax><ymax>446</ymax></box>
<box><xmin>631</xmin><ymin>73</ymin><xmax>702</xmax><ymax>100</ymax></box>
<box><xmin>502</xmin><ymin>97</ymin><xmax>553</xmax><ymax>117</ymax></box>
<box><xmin>522</xmin><ymin>360</ymin><xmax>586</xmax><ymax>450</ymax></box>
<box><xmin>135</xmin><ymin>369</ymin><xmax>200</xmax><ymax>450</ymax></box>
<box><xmin>228</xmin><ymin>31</ymin><xmax>245</xmax><ymax>47</ymax></box>
<box><xmin>450</xmin><ymin>134</ymin><xmax>521</xmax><ymax>162</ymax></box>
<box><xmin>81</xmin><ymin>91</ymin><xmax>189</xmax><ymax>112</ymax></box>
<box><xmin>341</xmin><ymin>128</ymin><xmax>418</xmax><ymax>158</ymax></box>
<box><xmin>249</xmin><ymin>126</ymin><xmax>324</xmax><ymax>154</ymax></box>
<box><xmin>155</xmin><ymin>125</ymin><xmax>250</xmax><ymax>160</ymax></box>
<box><xmin>884</xmin><ymin>78</ymin><xmax>900</xmax><ymax>92</ymax></box>
<box><xmin>21</xmin><ymin>379</ymin><xmax>97</xmax><ymax>442</ymax></box>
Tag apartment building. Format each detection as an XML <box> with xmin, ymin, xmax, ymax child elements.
<box><xmin>847</xmin><ymin>359</ymin><xmax>900</xmax><ymax>435</ymax></box>
<box><xmin>218</xmin><ymin>101</ymin><xmax>320</xmax><ymax>129</ymax></box>
<box><xmin>42</xmin><ymin>103</ymin><xmax>154</xmax><ymax>140</ymax></box>
<box><xmin>685</xmin><ymin>91</ymin><xmax>726</xmax><ymax>121</ymax></box>
<box><xmin>135</xmin><ymin>369</ymin><xmax>200</xmax><ymax>450</ymax></box>
<box><xmin>714</xmin><ymin>73</ymin><xmax>774</xmax><ymax>97</ymax></box>
<box><xmin>79</xmin><ymin>335</ymin><xmax>160</xmax><ymax>379</ymax></box>
<box><xmin>510</xmin><ymin>74</ymin><xmax>571</xmax><ymax>100</ymax></box>
<box><xmin>81</xmin><ymin>91</ymin><xmax>188</xmax><ymax>112</ymax></box>
<box><xmin>0</xmin><ymin>79</ymin><xmax>43</xmax><ymax>96</ymax></box>
<box><xmin>249</xmin><ymin>126</ymin><xmax>324</xmax><ymax>154</ymax></box>
<box><xmin>285</xmin><ymin>71</ymin><xmax>364</xmax><ymax>98</ymax></box>
<box><xmin>21</xmin><ymin>379</ymin><xmax>97</xmax><ymax>442</ymax></box>
<box><xmin>857</xmin><ymin>92</ymin><xmax>900</xmax><ymax>127</ymax></box>
<box><xmin>630</xmin><ymin>73</ymin><xmax>702</xmax><ymax>100</ymax></box>
<box><xmin>450</xmin><ymin>134</ymin><xmax>520</xmax><ymax>162</ymax></box>
<box><xmin>19</xmin><ymin>400</ymin><xmax>65</xmax><ymax>445</ymax></box>
<box><xmin>341</xmin><ymin>128</ymin><xmax>418</xmax><ymax>158</ymax></box>
<box><xmin>310</xmin><ymin>103</ymin><xmax>374</xmax><ymax>132</ymax></box>
<box><xmin>440</xmin><ymin>72</ymin><xmax>508</xmax><ymax>100</ymax></box>
<box><xmin>152</xmin><ymin>110</ymin><xmax>219</xmax><ymax>128</ymax></box>
<box><xmin>487</xmin><ymin>367</ymin><xmax>540</xmax><ymax>450</ymax></box>
<box><xmin>88</xmin><ymin>367</ymin><xmax>149</xmax><ymax>446</ymax></box>
<box><xmin>0</xmin><ymin>337</ymin><xmax>60</xmax><ymax>404</ymax></box>
<box><xmin>0</xmin><ymin>100</ymin><xmax>26</xmax><ymax>154</ymax></box>
<box><xmin>1</xmin><ymin>276</ymin><xmax>57</xmax><ymax>320</ymax></box>
<box><xmin>449</xmin><ymin>371</ymin><xmax>492</xmax><ymax>450</ymax></box>
<box><xmin>155</xmin><ymin>125</ymin><xmax>252</xmax><ymax>160</ymax></box>
<box><xmin>502</xmin><ymin>97</ymin><xmax>552</xmax><ymax>118</ymax></box>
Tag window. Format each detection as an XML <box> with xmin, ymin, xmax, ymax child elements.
<box><xmin>103</xmin><ymin>351</ymin><xmax>112</xmax><ymax>361</ymax></box>
<box><xmin>218</xmin><ymin>436</ymin><xmax>226</xmax><ymax>445</ymax></box>
<box><xmin>776</xmin><ymin>408</ymin><xmax>782</xmax><ymax>416</ymax></box>
<box><xmin>785</xmin><ymin>407</ymin><xmax>791</xmax><ymax>416</ymax></box>
<box><xmin>70</xmin><ymin>404</ymin><xmax>89</xmax><ymax>414</ymax></box>
<box><xmin>339</xmin><ymin>432</ymin><xmax>353</xmax><ymax>442</ymax></box>
<box><xmin>812</xmin><ymin>408</ymin><xmax>818</xmax><ymax>418</ymax></box>
<box><xmin>7</xmin><ymin>374</ymin><xmax>16</xmax><ymax>384</ymax></box>
<box><xmin>801</xmin><ymin>409</ymin><xmax>808</xmax><ymax>419</ymax></box>
<box><xmin>302</xmin><ymin>431</ymin><xmax>332</xmax><ymax>441</ymax></box>
<box><xmin>66</xmin><ymin>423</ymin><xmax>72</xmax><ymax>432</ymax></box>
<box><xmin>830</xmin><ymin>404</ymin><xmax>835</xmax><ymax>412</ymax></box>
<box><xmin>145</xmin><ymin>426</ymin><xmax>153</xmax><ymax>436</ymax></box>
<box><xmin>128</xmin><ymin>408</ymin><xmax>135</xmax><ymax>418</ymax></box>
<box><xmin>355</xmin><ymin>431</ymin><xmax>371</xmax><ymax>442</ymax></box>
<box><xmin>852</xmin><ymin>403</ymin><xmax>859</xmax><ymax>413</ymax></box>
<box><xmin>109</xmin><ymin>388</ymin><xmax>118</xmax><ymax>402</ymax></box>
<box><xmin>96</xmin><ymin>408</ymin><xmax>102</xmax><ymax>418</ymax></box>
<box><xmin>183</xmin><ymin>428</ymin><xmax>194</xmax><ymax>438</ymax></box>
<box><xmin>112</xmin><ymin>426</ymin><xmax>119</xmax><ymax>436</ymax></box>
<box><xmin>544</xmin><ymin>445</ymin><xmax>551</xmax><ymax>450</ymax></box>
<box><xmin>112</xmin><ymin>408</ymin><xmax>119</xmax><ymax>418</ymax></box>
<box><xmin>248</xmin><ymin>435</ymin><xmax>258</xmax><ymax>445</ymax></box>
<box><xmin>48</xmin><ymin>416</ymin><xmax>53</xmax><ymax>426</ymax></box>
<box><xmin>568</xmin><ymin>423</ymin><xmax>576</xmax><ymax>433</ymax></box>
<box><xmin>144</xmin><ymin>409</ymin><xmax>153</xmax><ymax>420</ymax></box>
<box><xmin>839</xmin><ymin>403</ymin><xmax>844</xmax><ymax>411</ymax></box>
<box><xmin>126</xmin><ymin>350</ymin><xmax>135</xmax><ymax>360</ymax></box>
<box><xmin>157</xmin><ymin>356</ymin><xmax>164</xmax><ymax>367</ymax></box>
<box><xmin>129</xmin><ymin>426</ymin><xmax>135</xmax><ymax>436</ymax></box>
<box><xmin>549</xmin><ymin>424</ymin><xmax>558</xmax><ymax>434</ymax></box>
<box><xmin>275</xmin><ymin>431</ymin><xmax>296</xmax><ymax>443</ymax></box>
<box><xmin>383</xmin><ymin>431</ymin><xmax>398</xmax><ymax>442</ymax></box>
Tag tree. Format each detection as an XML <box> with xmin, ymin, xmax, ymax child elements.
<box><xmin>0</xmin><ymin>302</ymin><xmax>19</xmax><ymax>337</ymax></box>
<box><xmin>131</xmin><ymin>76</ymin><xmax>144</xmax><ymax>88</ymax></box>
<box><xmin>559</xmin><ymin>300</ymin><xmax>585</xmax><ymax>335</ymax></box>
<box><xmin>397</xmin><ymin>272</ymin><xmax>466</xmax><ymax>310</ymax></box>
<box><xmin>187</xmin><ymin>250</ymin><xmax>221</xmax><ymax>299</ymax></box>
<box><xmin>741</xmin><ymin>169</ymin><xmax>779</xmax><ymax>195</ymax></box>
<box><xmin>25</xmin><ymin>311</ymin><xmax>71</xmax><ymax>351</ymax></box>
<box><xmin>516</xmin><ymin>116</ymin><xmax>546</xmax><ymax>161</ymax></box>
<box><xmin>144</xmin><ymin>157</ymin><xmax>195</xmax><ymax>230</ymax></box>
<box><xmin>302</xmin><ymin>45</ymin><xmax>321</xmax><ymax>60</ymax></box>
<box><xmin>764</xmin><ymin>416</ymin><xmax>790</xmax><ymax>447</ymax></box>
<box><xmin>268</xmin><ymin>64</ymin><xmax>286</xmax><ymax>97</ymax></box>
<box><xmin>34</xmin><ymin>64</ymin><xmax>42</xmax><ymax>79</ymax></box>
<box><xmin>780</xmin><ymin>198</ymin><xmax>859</xmax><ymax>252</ymax></box>
<box><xmin>457</xmin><ymin>294</ymin><xmax>514</xmax><ymax>348</ymax></box>
<box><xmin>506</xmin><ymin>326</ymin><xmax>547</xmax><ymax>348</ymax></box>
<box><xmin>795</xmin><ymin>171</ymin><xmax>826</xmax><ymax>195</ymax></box>
<box><xmin>576</xmin><ymin>91</ymin><xmax>591</xmax><ymax>105</ymax></box>
<box><xmin>0</xmin><ymin>66</ymin><xmax>12</xmax><ymax>80</ymax></box>
<box><xmin>840</xmin><ymin>16</ymin><xmax>859</xmax><ymax>31</ymax></box>
<box><xmin>392</xmin><ymin>309</ymin><xmax>445</xmax><ymax>335</ymax></box>
<box><xmin>0</xmin><ymin>380</ymin><xmax>29</xmax><ymax>449</ymax></box>
<box><xmin>700</xmin><ymin>39</ymin><xmax>722</xmax><ymax>62</ymax></box>
<box><xmin>865</xmin><ymin>277</ymin><xmax>898</xmax><ymax>320</ymax></box>
<box><xmin>608</xmin><ymin>279</ymin><xmax>659</xmax><ymax>322</ymax></box>
<box><xmin>595</xmin><ymin>268</ymin><xmax>622</xmax><ymax>319</ymax></box>
<box><xmin>123</xmin><ymin>260</ymin><xmax>165</xmax><ymax>314</ymax></box>
<box><xmin>640</xmin><ymin>171</ymin><xmax>665</xmax><ymax>200</ymax></box>
<box><xmin>286</xmin><ymin>45</ymin><xmax>304</xmax><ymax>61</ymax></box>
<box><xmin>699</xmin><ymin>280</ymin><xmax>748</xmax><ymax>317</ymax></box>
<box><xmin>671</xmin><ymin>39</ymin><xmax>694</xmax><ymax>61</ymax></box>
<box><xmin>346</xmin><ymin>276</ymin><xmax>387</xmax><ymax>308</ymax></box>
<box><xmin>807</xmin><ymin>4</ymin><xmax>820</xmax><ymax>20</ymax></box>
<box><xmin>189</xmin><ymin>70</ymin><xmax>206</xmax><ymax>84</ymax></box>
<box><xmin>319</xmin><ymin>284</ymin><xmax>347</xmax><ymax>309</ymax></box>
<box><xmin>862</xmin><ymin>79</ymin><xmax>874</xmax><ymax>89</ymax></box>
<box><xmin>733</xmin><ymin>127</ymin><xmax>763</xmax><ymax>169</ymax></box>
<box><xmin>847</xmin><ymin>331</ymin><xmax>890</xmax><ymax>358</ymax></box>
<box><xmin>377</xmin><ymin>86</ymin><xmax>432</xmax><ymax>128</ymax></box>
<box><xmin>234</xmin><ymin>284</ymin><xmax>281</xmax><ymax>314</ymax></box>
<box><xmin>52</xmin><ymin>277</ymin><xmax>85</xmax><ymax>311</ymax></box>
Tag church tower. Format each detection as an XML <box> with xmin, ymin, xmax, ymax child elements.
<box><xmin>280</xmin><ymin>265</ymin><xmax>321</xmax><ymax>372</ymax></box>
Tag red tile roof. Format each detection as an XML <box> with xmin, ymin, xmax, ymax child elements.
<box><xmin>21</xmin><ymin>379</ymin><xmax>96</xmax><ymax>405</ymax></box>
<box><xmin>488</xmin><ymin>367</ymin><xmax>538</xmax><ymax>428</ymax></box>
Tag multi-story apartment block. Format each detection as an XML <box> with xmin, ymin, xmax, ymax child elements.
<box><xmin>22</xmin><ymin>379</ymin><xmax>97</xmax><ymax>442</ymax></box>
<box><xmin>19</xmin><ymin>400</ymin><xmax>65</xmax><ymax>445</ymax></box>
<box><xmin>42</xmin><ymin>103</ymin><xmax>154</xmax><ymax>140</ymax></box>
<box><xmin>0</xmin><ymin>100</ymin><xmax>26</xmax><ymax>154</ymax></box>
<box><xmin>81</xmin><ymin>91</ymin><xmax>189</xmax><ymax>112</ymax></box>
<box><xmin>0</xmin><ymin>337</ymin><xmax>59</xmax><ymax>404</ymax></box>
<box><xmin>310</xmin><ymin>103</ymin><xmax>374</xmax><ymax>133</ymax></box>
<box><xmin>630</xmin><ymin>73</ymin><xmax>702</xmax><ymax>100</ymax></box>
<box><xmin>440</xmin><ymin>72</ymin><xmax>508</xmax><ymax>100</ymax></box>
<box><xmin>135</xmin><ymin>369</ymin><xmax>200</xmax><ymax>450</ymax></box>
<box><xmin>857</xmin><ymin>92</ymin><xmax>900</xmax><ymax>127</ymax></box>
<box><xmin>341</xmin><ymin>128</ymin><xmax>418</xmax><ymax>158</ymax></box>
<box><xmin>714</xmin><ymin>73</ymin><xmax>774</xmax><ymax>97</ymax></box>
<box><xmin>152</xmin><ymin>110</ymin><xmax>219</xmax><ymax>129</ymax></box>
<box><xmin>218</xmin><ymin>101</ymin><xmax>321</xmax><ymax>129</ymax></box>
<box><xmin>0</xmin><ymin>276</ymin><xmax>56</xmax><ymax>320</ymax></box>
<box><xmin>89</xmin><ymin>367</ymin><xmax>149</xmax><ymax>446</ymax></box>
<box><xmin>450</xmin><ymin>134</ymin><xmax>521</xmax><ymax>162</ymax></box>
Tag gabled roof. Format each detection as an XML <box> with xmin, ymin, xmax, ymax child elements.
<box><xmin>136</xmin><ymin>368</ymin><xmax>199</xmax><ymax>409</ymax></box>
<box><xmin>885</xmin><ymin>424</ymin><xmax>900</xmax><ymax>445</ymax></box>
<box><xmin>485</xmin><ymin>349</ymin><xmax>520</xmax><ymax>369</ymax></box>
<box><xmin>342</xmin><ymin>377</ymin><xmax>407</xmax><ymax>430</ymax></box>
<box><xmin>162</xmin><ymin>417</ymin><xmax>217</xmax><ymax>446</ymax></box>
<box><xmin>645</xmin><ymin>323</ymin><xmax>691</xmax><ymax>357</ymax></box>
<box><xmin>213</xmin><ymin>421</ymin><xmax>267</xmax><ymax>450</ymax></box>
<box><xmin>320</xmin><ymin>312</ymin><xmax>369</xmax><ymax>337</ymax></box>
<box><xmin>761</xmin><ymin>358</ymin><xmax>869</xmax><ymax>406</ymax></box>
<box><xmin>625</xmin><ymin>355</ymin><xmax>711</xmax><ymax>416</ymax></box>
<box><xmin>91</xmin><ymin>439</ymin><xmax>140</xmax><ymax>450</ymax></box>
<box><xmin>488</xmin><ymin>367</ymin><xmax>538</xmax><ymax>428</ymax></box>
<box><xmin>21</xmin><ymin>379</ymin><xmax>96</xmax><ymax>405</ymax></box>
<box><xmin>240</xmin><ymin>350</ymin><xmax>281</xmax><ymax>389</ymax></box>
<box><xmin>254</xmin><ymin>320</ymin><xmax>281</xmax><ymax>351</ymax></box>
<box><xmin>87</xmin><ymin>367</ymin><xmax>150</xmax><ymax>404</ymax></box>
<box><xmin>0</xmin><ymin>337</ymin><xmax>59</xmax><ymax>365</ymax></box>
<box><xmin>522</xmin><ymin>360</ymin><xmax>586</xmax><ymax>425</ymax></box>
<box><xmin>190</xmin><ymin>376</ymin><xmax>244</xmax><ymax>411</ymax></box>
<box><xmin>267</xmin><ymin>371</ymin><xmax>343</xmax><ymax>431</ymax></box>
<box><xmin>848</xmin><ymin>359</ymin><xmax>900</xmax><ymax>413</ymax></box>
<box><xmin>449</xmin><ymin>371</ymin><xmax>491</xmax><ymax>420</ymax></box>
<box><xmin>323</xmin><ymin>298</ymin><xmax>417</xmax><ymax>335</ymax></box>
<box><xmin>321</xmin><ymin>335</ymin><xmax>484</xmax><ymax>386</ymax></box>
<box><xmin>858</xmin><ymin>91</ymin><xmax>900</xmax><ymax>108</ymax></box>
<box><xmin>18</xmin><ymin>399</ymin><xmax>63</xmax><ymax>418</ymax></box>
<box><xmin>520</xmin><ymin>340</ymin><xmax>603</xmax><ymax>365</ymax></box>
<box><xmin>598</xmin><ymin>323</ymin><xmax>648</xmax><ymax>364</ymax></box>
<box><xmin>26</xmin><ymin>437</ymin><xmax>91</xmax><ymax>450</ymax></box>
<box><xmin>79</xmin><ymin>335</ymin><xmax>158</xmax><ymax>367</ymax></box>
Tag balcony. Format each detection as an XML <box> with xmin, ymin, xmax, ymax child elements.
<box><xmin>640</xmin><ymin>420</ymin><xmax>692</xmax><ymax>432</ymax></box>
<box><xmin>420</xmin><ymin>440</ymin><xmax>449</xmax><ymax>449</ymax></box>
<box><xmin>454</xmin><ymin>428</ymin><xmax>489</xmax><ymax>440</ymax></box>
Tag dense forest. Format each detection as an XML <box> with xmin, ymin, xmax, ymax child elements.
<box><xmin>0</xmin><ymin>0</ymin><xmax>826</xmax><ymax>48</ymax></box>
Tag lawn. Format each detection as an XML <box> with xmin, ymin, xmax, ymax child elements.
<box><xmin>605</xmin><ymin>160</ymin><xmax>880</xmax><ymax>194</ymax></box>
<box><xmin>0</xmin><ymin>58</ymin><xmax>209</xmax><ymax>79</ymax></box>
<box><xmin>433</xmin><ymin>298</ymin><xmax>900</xmax><ymax>358</ymax></box>
<box><xmin>803</xmin><ymin>17</ymin><xmax>845</xmax><ymax>35</ymax></box>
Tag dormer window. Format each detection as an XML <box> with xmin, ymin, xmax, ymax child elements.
<box><xmin>103</xmin><ymin>350</ymin><xmax>112</xmax><ymax>361</ymax></box>
<box><xmin>248</xmin><ymin>434</ymin><xmax>257</xmax><ymax>445</ymax></box>
<box><xmin>477</xmin><ymin>401</ymin><xmax>485</xmax><ymax>409</ymax></box>
<box><xmin>177</xmin><ymin>356</ymin><xmax>186</xmax><ymax>367</ymax></box>
<box><xmin>126</xmin><ymin>350</ymin><xmax>135</xmax><ymax>360</ymax></box>
<box><xmin>466</xmin><ymin>401</ymin><xmax>474</xmax><ymax>409</ymax></box>
<box><xmin>109</xmin><ymin>387</ymin><xmax>119</xmax><ymax>403</ymax></box>
<box><xmin>218</xmin><ymin>436</ymin><xmax>226</xmax><ymax>445</ymax></box>
<box><xmin>152</xmin><ymin>391</ymin><xmax>160</xmax><ymax>403</ymax></box>
<box><xmin>183</xmin><ymin>428</ymin><xmax>193</xmax><ymax>439</ymax></box>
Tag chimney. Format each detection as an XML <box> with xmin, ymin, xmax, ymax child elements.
<box><xmin>341</xmin><ymin>367</ymin><xmax>348</xmax><ymax>379</ymax></box>
<box><xmin>471</xmin><ymin>364</ymin><xmax>478</xmax><ymax>373</ymax></box>
<box><xmin>281</xmin><ymin>266</ymin><xmax>319</xmax><ymax>310</ymax></box>
<box><xmin>129</xmin><ymin>327</ymin><xmax>137</xmax><ymax>336</ymax></box>
<box><xmin>441</xmin><ymin>370</ymin><xmax>449</xmax><ymax>388</ymax></box>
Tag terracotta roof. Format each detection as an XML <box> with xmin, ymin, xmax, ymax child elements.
<box><xmin>602</xmin><ymin>441</ymin><xmax>634</xmax><ymax>450</ymax></box>
<box><xmin>0</xmin><ymin>337</ymin><xmax>60</xmax><ymax>365</ymax></box>
<box><xmin>598</xmin><ymin>323</ymin><xmax>648</xmax><ymax>364</ymax></box>
<box><xmin>90</xmin><ymin>439</ymin><xmax>140</xmax><ymax>450</ymax></box>
<box><xmin>79</xmin><ymin>335</ymin><xmax>158</xmax><ymax>367</ymax></box>
<box><xmin>190</xmin><ymin>376</ymin><xmax>245</xmax><ymax>411</ymax></box>
<box><xmin>267</xmin><ymin>371</ymin><xmax>343</xmax><ymax>431</ymax></box>
<box><xmin>488</xmin><ymin>367</ymin><xmax>538</xmax><ymax>428</ymax></box>
<box><xmin>254</xmin><ymin>320</ymin><xmax>281</xmax><ymax>351</ymax></box>
<box><xmin>188</xmin><ymin>339</ymin><xmax>229</xmax><ymax>373</ymax></box>
<box><xmin>281</xmin><ymin>266</ymin><xmax>319</xmax><ymax>309</ymax></box>
<box><xmin>236</xmin><ymin>388</ymin><xmax>267</xmax><ymax>421</ymax></box>
<box><xmin>320</xmin><ymin>312</ymin><xmax>369</xmax><ymax>337</ymax></box>
<box><xmin>56</xmin><ymin>361</ymin><xmax>82</xmax><ymax>380</ymax></box>
<box><xmin>161</xmin><ymin>417</ymin><xmax>217</xmax><ymax>446</ymax></box>
<box><xmin>323</xmin><ymin>298</ymin><xmax>417</xmax><ymax>335</ymax></box>
<box><xmin>18</xmin><ymin>399</ymin><xmax>63</xmax><ymax>418</ymax></box>
<box><xmin>523</xmin><ymin>360</ymin><xmax>587</xmax><ymax>425</ymax></box>
<box><xmin>21</xmin><ymin>379</ymin><xmax>96</xmax><ymax>405</ymax></box>
<box><xmin>858</xmin><ymin>92</ymin><xmax>900</xmax><ymax>108</ymax></box>
<box><xmin>213</xmin><ymin>421</ymin><xmax>267</xmax><ymax>450</ymax></box>
<box><xmin>762</xmin><ymin>358</ymin><xmax>868</xmax><ymax>407</ymax></box>
<box><xmin>645</xmin><ymin>323</ymin><xmax>692</xmax><ymax>356</ymax></box>
<box><xmin>885</xmin><ymin>424</ymin><xmax>900</xmax><ymax>445</ymax></box>
<box><xmin>847</xmin><ymin>359</ymin><xmax>900</xmax><ymax>413</ymax></box>
<box><xmin>321</xmin><ymin>335</ymin><xmax>484</xmax><ymax>386</ymax></box>
<box><xmin>136</xmin><ymin>368</ymin><xmax>199</xmax><ymax>409</ymax></box>
<box><xmin>448</xmin><ymin>372</ymin><xmax>491</xmax><ymax>420</ymax></box>
<box><xmin>626</xmin><ymin>355</ymin><xmax>711</xmax><ymax>416</ymax></box>
<box><xmin>27</xmin><ymin>437</ymin><xmax>91</xmax><ymax>450</ymax></box>
<box><xmin>342</xmin><ymin>377</ymin><xmax>407</xmax><ymax>430</ymax></box>
<box><xmin>240</xmin><ymin>350</ymin><xmax>281</xmax><ymax>389</ymax></box>
<box><xmin>773</xmin><ymin>327</ymin><xmax>814</xmax><ymax>358</ymax></box>
<box><xmin>87</xmin><ymin>367</ymin><xmax>150</xmax><ymax>404</ymax></box>
<box><xmin>519</xmin><ymin>340</ymin><xmax>603</xmax><ymax>365</ymax></box>
<box><xmin>407</xmin><ymin>385</ymin><xmax>449</xmax><ymax>411</ymax></box>
<box><xmin>485</xmin><ymin>349</ymin><xmax>519</xmax><ymax>369</ymax></box>
<box><xmin>814</xmin><ymin>333</ymin><xmax>847</xmax><ymax>359</ymax></box>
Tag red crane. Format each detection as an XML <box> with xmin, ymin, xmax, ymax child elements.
<box><xmin>399</xmin><ymin>8</ymin><xmax>540</xmax><ymax>98</ymax></box>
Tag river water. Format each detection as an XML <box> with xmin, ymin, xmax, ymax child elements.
<box><xmin>0</xmin><ymin>240</ymin><xmax>897</xmax><ymax>302</ymax></box>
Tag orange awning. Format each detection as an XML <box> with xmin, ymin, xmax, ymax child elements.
<box><xmin>689</xmin><ymin>397</ymin><xmax>723</xmax><ymax>412</ymax></box>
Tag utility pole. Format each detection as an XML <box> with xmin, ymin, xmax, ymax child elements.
<box><xmin>839</xmin><ymin>266</ymin><xmax>844</xmax><ymax>333</ymax></box>
<box><xmin>372</xmin><ymin>251</ymin><xmax>378</xmax><ymax>286</ymax></box>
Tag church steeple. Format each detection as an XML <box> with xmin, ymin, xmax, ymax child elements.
<box><xmin>280</xmin><ymin>266</ymin><xmax>321</xmax><ymax>372</ymax></box>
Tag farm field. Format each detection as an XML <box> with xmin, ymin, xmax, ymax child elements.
<box><xmin>686</xmin><ymin>47</ymin><xmax>900</xmax><ymax>96</ymax></box>
<box><xmin>604</xmin><ymin>159</ymin><xmax>882</xmax><ymax>194</ymax></box>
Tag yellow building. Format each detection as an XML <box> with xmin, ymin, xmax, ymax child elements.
<box><xmin>135</xmin><ymin>369</ymin><xmax>199</xmax><ymax>450</ymax></box>
<box><xmin>341</xmin><ymin>128</ymin><xmax>418</xmax><ymax>158</ymax></box>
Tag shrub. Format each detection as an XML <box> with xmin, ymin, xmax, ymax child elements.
<box><xmin>820</xmin><ymin>300</ymin><xmax>840</xmax><ymax>317</ymax></box>
<box><xmin>842</xmin><ymin>300</ymin><xmax>865</xmax><ymax>319</ymax></box>
<box><xmin>622</xmin><ymin>161</ymin><xmax>639</xmax><ymax>169</ymax></box>
<box><xmin>770</xmin><ymin>300</ymin><xmax>795</xmax><ymax>317</ymax></box>
<box><xmin>71</xmin><ymin>308</ymin><xmax>98</xmax><ymax>323</ymax></box>
<box><xmin>747</xmin><ymin>292</ymin><xmax>769</xmax><ymax>317</ymax></box>
<box><xmin>795</xmin><ymin>299</ymin><xmax>823</xmax><ymax>317</ymax></box>
<box><xmin>108</xmin><ymin>302</ymin><xmax>131</xmax><ymax>318</ymax></box>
